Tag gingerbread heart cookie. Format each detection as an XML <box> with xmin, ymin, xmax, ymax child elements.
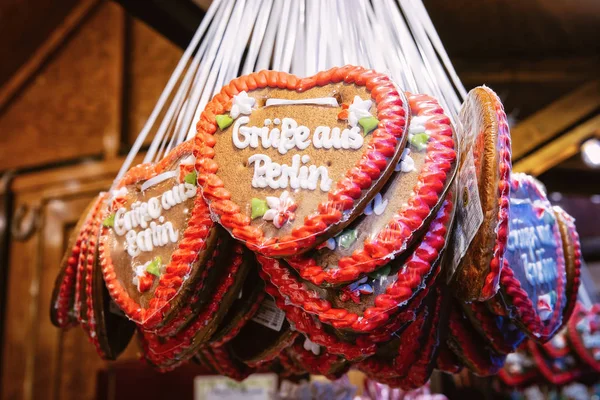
<box><xmin>259</xmin><ymin>192</ymin><xmax>453</xmax><ymax>333</ymax></box>
<box><xmin>286</xmin><ymin>92</ymin><xmax>456</xmax><ymax>286</ymax></box>
<box><xmin>81</xmin><ymin>193</ymin><xmax>135</xmax><ymax>359</ymax></box>
<box><xmin>194</xmin><ymin>66</ymin><xmax>409</xmax><ymax>257</ymax></box>
<box><xmin>50</xmin><ymin>196</ymin><xmax>99</xmax><ymax>328</ymax></box>
<box><xmin>99</xmin><ymin>141</ymin><xmax>219</xmax><ymax>328</ymax></box>
<box><xmin>553</xmin><ymin>206</ymin><xmax>582</xmax><ymax>327</ymax></box>
<box><xmin>451</xmin><ymin>86</ymin><xmax>511</xmax><ymax>301</ymax></box>
<box><xmin>142</xmin><ymin>242</ymin><xmax>251</xmax><ymax>371</ymax></box>
<box><xmin>495</xmin><ymin>173</ymin><xmax>567</xmax><ymax>341</ymax></box>
<box><xmin>568</xmin><ymin>303</ymin><xmax>600</xmax><ymax>372</ymax></box>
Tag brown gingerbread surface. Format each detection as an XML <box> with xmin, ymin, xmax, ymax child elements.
<box><xmin>213</xmin><ymin>84</ymin><xmax>372</xmax><ymax>238</ymax></box>
<box><xmin>451</xmin><ymin>86</ymin><xmax>511</xmax><ymax>301</ymax></box>
<box><xmin>106</xmin><ymin>163</ymin><xmax>197</xmax><ymax>308</ymax></box>
<box><xmin>195</xmin><ymin>67</ymin><xmax>409</xmax><ymax>257</ymax></box>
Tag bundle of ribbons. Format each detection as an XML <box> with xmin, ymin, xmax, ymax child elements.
<box><xmin>49</xmin><ymin>64</ymin><xmax>586</xmax><ymax>389</ymax></box>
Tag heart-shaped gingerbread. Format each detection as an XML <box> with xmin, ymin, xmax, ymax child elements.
<box><xmin>285</xmin><ymin>92</ymin><xmax>456</xmax><ymax>286</ymax></box>
<box><xmin>451</xmin><ymin>86</ymin><xmax>512</xmax><ymax>302</ymax></box>
<box><xmin>50</xmin><ymin>196</ymin><xmax>99</xmax><ymax>328</ymax></box>
<box><xmin>568</xmin><ymin>302</ymin><xmax>600</xmax><ymax>372</ymax></box>
<box><xmin>99</xmin><ymin>141</ymin><xmax>218</xmax><ymax>328</ymax></box>
<box><xmin>496</xmin><ymin>173</ymin><xmax>567</xmax><ymax>341</ymax></box>
<box><xmin>194</xmin><ymin>65</ymin><xmax>409</xmax><ymax>257</ymax></box>
<box><xmin>258</xmin><ymin>193</ymin><xmax>453</xmax><ymax>333</ymax></box>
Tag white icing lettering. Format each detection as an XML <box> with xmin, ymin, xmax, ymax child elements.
<box><xmin>248</xmin><ymin>154</ymin><xmax>332</xmax><ymax>192</ymax></box>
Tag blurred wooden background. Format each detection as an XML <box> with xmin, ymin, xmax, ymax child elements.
<box><xmin>0</xmin><ymin>1</ymin><xmax>598</xmax><ymax>399</ymax></box>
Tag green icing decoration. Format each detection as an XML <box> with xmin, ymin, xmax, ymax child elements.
<box><xmin>216</xmin><ymin>114</ymin><xmax>234</xmax><ymax>130</ymax></box>
<box><xmin>359</xmin><ymin>116</ymin><xmax>379</xmax><ymax>136</ymax></box>
<box><xmin>184</xmin><ymin>171</ymin><xmax>197</xmax><ymax>186</ymax></box>
<box><xmin>146</xmin><ymin>256</ymin><xmax>162</xmax><ymax>277</ymax></box>
<box><xmin>409</xmin><ymin>132</ymin><xmax>429</xmax><ymax>151</ymax></box>
<box><xmin>102</xmin><ymin>214</ymin><xmax>115</xmax><ymax>227</ymax></box>
<box><xmin>368</xmin><ymin>265</ymin><xmax>391</xmax><ymax>280</ymax></box>
<box><xmin>251</xmin><ymin>198</ymin><xmax>268</xmax><ymax>219</ymax></box>
<box><xmin>338</xmin><ymin>229</ymin><xmax>358</xmax><ymax>249</ymax></box>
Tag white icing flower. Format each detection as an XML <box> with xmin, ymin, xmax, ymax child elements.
<box><xmin>131</xmin><ymin>262</ymin><xmax>148</xmax><ymax>290</ymax></box>
<box><xmin>263</xmin><ymin>191</ymin><xmax>297</xmax><ymax>228</ymax></box>
<box><xmin>409</xmin><ymin>116</ymin><xmax>429</xmax><ymax>135</ymax></box>
<box><xmin>303</xmin><ymin>336</ymin><xmax>320</xmax><ymax>356</ymax></box>
<box><xmin>364</xmin><ymin>193</ymin><xmax>388</xmax><ymax>216</ymax></box>
<box><xmin>348</xmin><ymin>96</ymin><xmax>373</xmax><ymax>127</ymax></box>
<box><xmin>395</xmin><ymin>148</ymin><xmax>415</xmax><ymax>173</ymax></box>
<box><xmin>230</xmin><ymin>91</ymin><xmax>256</xmax><ymax>119</ymax></box>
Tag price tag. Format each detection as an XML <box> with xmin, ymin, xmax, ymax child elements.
<box><xmin>448</xmin><ymin>148</ymin><xmax>483</xmax><ymax>280</ymax></box>
<box><xmin>194</xmin><ymin>374</ymin><xmax>277</xmax><ymax>400</ymax></box>
<box><xmin>252</xmin><ymin>298</ymin><xmax>286</xmax><ymax>332</ymax></box>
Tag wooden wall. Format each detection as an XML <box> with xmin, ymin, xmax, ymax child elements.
<box><xmin>0</xmin><ymin>2</ymin><xmax>184</xmax><ymax>399</ymax></box>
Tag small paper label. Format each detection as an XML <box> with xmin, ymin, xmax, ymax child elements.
<box><xmin>251</xmin><ymin>298</ymin><xmax>285</xmax><ymax>332</ymax></box>
<box><xmin>448</xmin><ymin>148</ymin><xmax>483</xmax><ymax>280</ymax></box>
<box><xmin>194</xmin><ymin>374</ymin><xmax>277</xmax><ymax>400</ymax></box>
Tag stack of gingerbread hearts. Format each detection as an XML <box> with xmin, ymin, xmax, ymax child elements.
<box><xmin>50</xmin><ymin>65</ymin><xmax>588</xmax><ymax>389</ymax></box>
<box><xmin>445</xmin><ymin>170</ymin><xmax>584</xmax><ymax>380</ymax></box>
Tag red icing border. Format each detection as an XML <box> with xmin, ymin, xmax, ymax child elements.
<box><xmin>52</xmin><ymin>202</ymin><xmax>96</xmax><ymax>328</ymax></box>
<box><xmin>193</xmin><ymin>66</ymin><xmax>408</xmax><ymax>257</ymax></box>
<box><xmin>261</xmin><ymin>268</ymin><xmax>433</xmax><ymax>361</ymax></box>
<box><xmin>99</xmin><ymin>141</ymin><xmax>215</xmax><ymax>328</ymax></box>
<box><xmin>479</xmin><ymin>86</ymin><xmax>512</xmax><ymax>300</ymax></box>
<box><xmin>141</xmin><ymin>244</ymin><xmax>245</xmax><ymax>370</ymax></box>
<box><xmin>83</xmin><ymin>194</ymin><xmax>109</xmax><ymax>358</ymax></box>
<box><xmin>286</xmin><ymin>92</ymin><xmax>455</xmax><ymax>285</ymax></box>
<box><xmin>528</xmin><ymin>339</ymin><xmax>582</xmax><ymax>385</ymax></box>
<box><xmin>288</xmin><ymin>341</ymin><xmax>348</xmax><ymax>380</ymax></box>
<box><xmin>259</xmin><ymin>196</ymin><xmax>451</xmax><ymax>332</ymax></box>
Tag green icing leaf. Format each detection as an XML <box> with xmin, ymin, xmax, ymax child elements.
<box><xmin>359</xmin><ymin>116</ymin><xmax>379</xmax><ymax>136</ymax></box>
<box><xmin>102</xmin><ymin>214</ymin><xmax>115</xmax><ymax>227</ymax></box>
<box><xmin>251</xmin><ymin>198</ymin><xmax>268</xmax><ymax>219</ymax></box>
<box><xmin>409</xmin><ymin>132</ymin><xmax>429</xmax><ymax>151</ymax></box>
<box><xmin>184</xmin><ymin>171</ymin><xmax>197</xmax><ymax>186</ymax></box>
<box><xmin>368</xmin><ymin>265</ymin><xmax>391</xmax><ymax>280</ymax></box>
<box><xmin>146</xmin><ymin>256</ymin><xmax>162</xmax><ymax>277</ymax></box>
<box><xmin>216</xmin><ymin>114</ymin><xmax>234</xmax><ymax>130</ymax></box>
<box><xmin>338</xmin><ymin>229</ymin><xmax>358</xmax><ymax>249</ymax></box>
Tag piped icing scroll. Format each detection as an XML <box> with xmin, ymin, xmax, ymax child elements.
<box><xmin>451</xmin><ymin>86</ymin><xmax>512</xmax><ymax>302</ymax></box>
<box><xmin>99</xmin><ymin>141</ymin><xmax>218</xmax><ymax>328</ymax></box>
<box><xmin>194</xmin><ymin>66</ymin><xmax>409</xmax><ymax>257</ymax></box>
<box><xmin>285</xmin><ymin>92</ymin><xmax>456</xmax><ymax>286</ymax></box>
<box><xmin>496</xmin><ymin>173</ymin><xmax>567</xmax><ymax>342</ymax></box>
